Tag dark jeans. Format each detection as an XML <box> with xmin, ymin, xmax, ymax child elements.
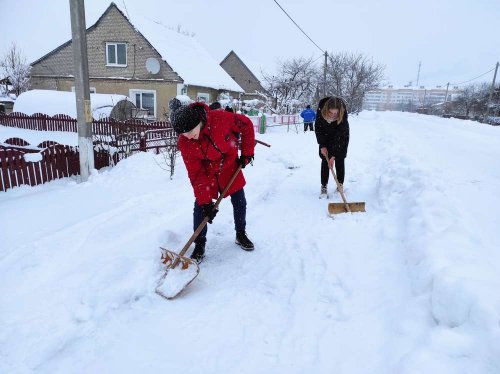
<box><xmin>321</xmin><ymin>157</ymin><xmax>345</xmax><ymax>186</ymax></box>
<box><xmin>304</xmin><ymin>122</ymin><xmax>314</xmax><ymax>132</ymax></box>
<box><xmin>193</xmin><ymin>188</ymin><xmax>247</xmax><ymax>244</ymax></box>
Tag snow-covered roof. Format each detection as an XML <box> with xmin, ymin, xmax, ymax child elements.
<box><xmin>0</xmin><ymin>93</ymin><xmax>15</xmax><ymax>103</ymax></box>
<box><xmin>175</xmin><ymin>95</ymin><xmax>193</xmax><ymax>105</ymax></box>
<box><xmin>116</xmin><ymin>6</ymin><xmax>243</xmax><ymax>93</ymax></box>
<box><xmin>13</xmin><ymin>89</ymin><xmax>134</xmax><ymax>119</ymax></box>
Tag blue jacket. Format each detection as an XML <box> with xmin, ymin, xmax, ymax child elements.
<box><xmin>300</xmin><ymin>108</ymin><xmax>316</xmax><ymax>123</ymax></box>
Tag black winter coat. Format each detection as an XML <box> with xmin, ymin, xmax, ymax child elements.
<box><xmin>314</xmin><ymin>98</ymin><xmax>350</xmax><ymax>159</ymax></box>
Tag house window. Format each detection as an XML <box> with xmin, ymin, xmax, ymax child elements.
<box><xmin>197</xmin><ymin>93</ymin><xmax>210</xmax><ymax>103</ymax></box>
<box><xmin>130</xmin><ymin>89</ymin><xmax>156</xmax><ymax>118</ymax></box>
<box><xmin>106</xmin><ymin>43</ymin><xmax>127</xmax><ymax>66</ymax></box>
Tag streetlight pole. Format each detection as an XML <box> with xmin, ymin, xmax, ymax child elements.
<box><xmin>443</xmin><ymin>82</ymin><xmax>450</xmax><ymax>116</ymax></box>
<box><xmin>323</xmin><ymin>51</ymin><xmax>327</xmax><ymax>97</ymax></box>
<box><xmin>69</xmin><ymin>0</ymin><xmax>94</xmax><ymax>182</ymax></box>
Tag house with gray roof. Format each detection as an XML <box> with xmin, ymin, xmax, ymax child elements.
<box><xmin>220</xmin><ymin>50</ymin><xmax>267</xmax><ymax>101</ymax></box>
<box><xmin>30</xmin><ymin>2</ymin><xmax>243</xmax><ymax>120</ymax></box>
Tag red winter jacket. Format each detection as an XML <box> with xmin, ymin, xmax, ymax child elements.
<box><xmin>178</xmin><ymin>103</ymin><xmax>256</xmax><ymax>205</ymax></box>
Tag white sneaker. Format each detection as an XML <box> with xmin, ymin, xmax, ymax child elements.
<box><xmin>319</xmin><ymin>185</ymin><xmax>329</xmax><ymax>199</ymax></box>
<box><xmin>336</xmin><ymin>184</ymin><xmax>344</xmax><ymax>193</ymax></box>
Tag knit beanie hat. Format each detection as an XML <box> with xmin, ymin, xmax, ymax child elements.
<box><xmin>172</xmin><ymin>104</ymin><xmax>206</xmax><ymax>134</ymax></box>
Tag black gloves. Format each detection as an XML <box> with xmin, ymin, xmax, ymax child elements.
<box><xmin>201</xmin><ymin>202</ymin><xmax>218</xmax><ymax>224</ymax></box>
<box><xmin>237</xmin><ymin>155</ymin><xmax>254</xmax><ymax>168</ymax></box>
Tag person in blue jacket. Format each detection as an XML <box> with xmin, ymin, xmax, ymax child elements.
<box><xmin>300</xmin><ymin>105</ymin><xmax>316</xmax><ymax>132</ymax></box>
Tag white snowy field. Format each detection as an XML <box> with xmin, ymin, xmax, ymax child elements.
<box><xmin>1</xmin><ymin>112</ymin><xmax>500</xmax><ymax>373</ymax></box>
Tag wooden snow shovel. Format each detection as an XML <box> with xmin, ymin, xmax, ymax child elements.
<box><xmin>155</xmin><ymin>165</ymin><xmax>243</xmax><ymax>300</ymax></box>
<box><xmin>327</xmin><ymin>155</ymin><xmax>366</xmax><ymax>215</ymax></box>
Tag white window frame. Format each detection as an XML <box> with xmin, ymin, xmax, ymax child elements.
<box><xmin>106</xmin><ymin>42</ymin><xmax>127</xmax><ymax>67</ymax></box>
<box><xmin>197</xmin><ymin>92</ymin><xmax>210</xmax><ymax>103</ymax></box>
<box><xmin>129</xmin><ymin>89</ymin><xmax>157</xmax><ymax>118</ymax></box>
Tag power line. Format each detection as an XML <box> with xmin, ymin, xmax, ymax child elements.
<box><xmin>449</xmin><ymin>66</ymin><xmax>496</xmax><ymax>86</ymax></box>
<box><xmin>272</xmin><ymin>0</ymin><xmax>324</xmax><ymax>54</ymax></box>
<box><xmin>311</xmin><ymin>54</ymin><xmax>324</xmax><ymax>64</ymax></box>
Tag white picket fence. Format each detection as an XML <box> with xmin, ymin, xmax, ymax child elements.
<box><xmin>247</xmin><ymin>114</ymin><xmax>302</xmax><ymax>133</ymax></box>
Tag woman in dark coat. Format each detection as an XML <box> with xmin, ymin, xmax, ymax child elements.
<box><xmin>314</xmin><ymin>96</ymin><xmax>350</xmax><ymax>197</ymax></box>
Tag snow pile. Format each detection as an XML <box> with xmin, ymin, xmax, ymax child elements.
<box><xmin>1</xmin><ymin>112</ymin><xmax>500</xmax><ymax>373</ymax></box>
<box><xmin>13</xmin><ymin>89</ymin><xmax>134</xmax><ymax>119</ymax></box>
<box><xmin>0</xmin><ymin>124</ymin><xmax>78</xmax><ymax>146</ymax></box>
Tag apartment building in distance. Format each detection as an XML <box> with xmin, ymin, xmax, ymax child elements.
<box><xmin>362</xmin><ymin>85</ymin><xmax>461</xmax><ymax>112</ymax></box>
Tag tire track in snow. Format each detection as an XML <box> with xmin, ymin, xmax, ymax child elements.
<box><xmin>309</xmin><ymin>117</ymin><xmax>431</xmax><ymax>372</ymax></box>
<box><xmin>239</xmin><ymin>154</ymin><xmax>351</xmax><ymax>370</ymax></box>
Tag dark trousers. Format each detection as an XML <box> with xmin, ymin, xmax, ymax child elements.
<box><xmin>321</xmin><ymin>157</ymin><xmax>345</xmax><ymax>186</ymax></box>
<box><xmin>193</xmin><ymin>188</ymin><xmax>247</xmax><ymax>244</ymax></box>
<box><xmin>304</xmin><ymin>122</ymin><xmax>314</xmax><ymax>132</ymax></box>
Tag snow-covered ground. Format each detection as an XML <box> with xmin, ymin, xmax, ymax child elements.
<box><xmin>1</xmin><ymin>111</ymin><xmax>500</xmax><ymax>373</ymax></box>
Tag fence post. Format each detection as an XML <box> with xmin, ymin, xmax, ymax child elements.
<box><xmin>139</xmin><ymin>132</ymin><xmax>146</xmax><ymax>152</ymax></box>
<box><xmin>259</xmin><ymin>114</ymin><xmax>266</xmax><ymax>134</ymax></box>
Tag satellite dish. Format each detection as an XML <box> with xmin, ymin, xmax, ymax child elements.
<box><xmin>146</xmin><ymin>57</ymin><xmax>160</xmax><ymax>74</ymax></box>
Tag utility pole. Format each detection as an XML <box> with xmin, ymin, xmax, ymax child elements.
<box><xmin>69</xmin><ymin>0</ymin><xmax>94</xmax><ymax>182</ymax></box>
<box><xmin>484</xmin><ymin>62</ymin><xmax>499</xmax><ymax>123</ymax></box>
<box><xmin>443</xmin><ymin>82</ymin><xmax>450</xmax><ymax>116</ymax></box>
<box><xmin>323</xmin><ymin>51</ymin><xmax>328</xmax><ymax>97</ymax></box>
<box><xmin>416</xmin><ymin>61</ymin><xmax>421</xmax><ymax>87</ymax></box>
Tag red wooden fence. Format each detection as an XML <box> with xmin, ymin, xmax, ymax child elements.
<box><xmin>0</xmin><ymin>112</ymin><xmax>172</xmax><ymax>136</ymax></box>
<box><xmin>0</xmin><ymin>142</ymin><xmax>121</xmax><ymax>192</ymax></box>
<box><xmin>0</xmin><ymin>112</ymin><xmax>179</xmax><ymax>192</ymax></box>
<box><xmin>1</xmin><ymin>145</ymin><xmax>76</xmax><ymax>191</ymax></box>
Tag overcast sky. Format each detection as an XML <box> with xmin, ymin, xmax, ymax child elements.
<box><xmin>1</xmin><ymin>0</ymin><xmax>499</xmax><ymax>88</ymax></box>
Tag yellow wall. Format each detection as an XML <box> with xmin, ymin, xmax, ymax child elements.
<box><xmin>30</xmin><ymin>78</ymin><xmax>178</xmax><ymax>120</ymax></box>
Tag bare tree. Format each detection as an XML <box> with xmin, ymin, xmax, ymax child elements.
<box><xmin>455</xmin><ymin>83</ymin><xmax>479</xmax><ymax>117</ymax></box>
<box><xmin>262</xmin><ymin>57</ymin><xmax>318</xmax><ymax>114</ymax></box>
<box><xmin>254</xmin><ymin>90</ymin><xmax>278</xmax><ymax>114</ymax></box>
<box><xmin>455</xmin><ymin>82</ymin><xmax>490</xmax><ymax>117</ymax></box>
<box><xmin>157</xmin><ymin>134</ymin><xmax>179</xmax><ymax>179</ymax></box>
<box><xmin>0</xmin><ymin>43</ymin><xmax>31</xmax><ymax>96</ymax></box>
<box><xmin>324</xmin><ymin>52</ymin><xmax>385</xmax><ymax>113</ymax></box>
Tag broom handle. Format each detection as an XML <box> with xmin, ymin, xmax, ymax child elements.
<box><xmin>327</xmin><ymin>152</ymin><xmax>351</xmax><ymax>213</ymax></box>
<box><xmin>175</xmin><ymin>165</ymin><xmax>243</xmax><ymax>263</ymax></box>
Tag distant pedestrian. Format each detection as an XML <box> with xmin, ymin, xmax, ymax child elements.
<box><xmin>225</xmin><ymin>106</ymin><xmax>234</xmax><ymax>113</ymax></box>
<box><xmin>314</xmin><ymin>96</ymin><xmax>350</xmax><ymax>198</ymax></box>
<box><xmin>300</xmin><ymin>104</ymin><xmax>316</xmax><ymax>132</ymax></box>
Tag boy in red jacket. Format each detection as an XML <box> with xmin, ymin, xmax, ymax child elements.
<box><xmin>171</xmin><ymin>102</ymin><xmax>256</xmax><ymax>263</ymax></box>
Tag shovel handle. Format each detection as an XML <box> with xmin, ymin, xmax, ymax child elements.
<box><xmin>326</xmin><ymin>152</ymin><xmax>351</xmax><ymax>213</ymax></box>
<box><xmin>174</xmin><ymin>165</ymin><xmax>243</xmax><ymax>265</ymax></box>
<box><xmin>173</xmin><ymin>139</ymin><xmax>269</xmax><ymax>267</ymax></box>
<box><xmin>255</xmin><ymin>139</ymin><xmax>271</xmax><ymax>147</ymax></box>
